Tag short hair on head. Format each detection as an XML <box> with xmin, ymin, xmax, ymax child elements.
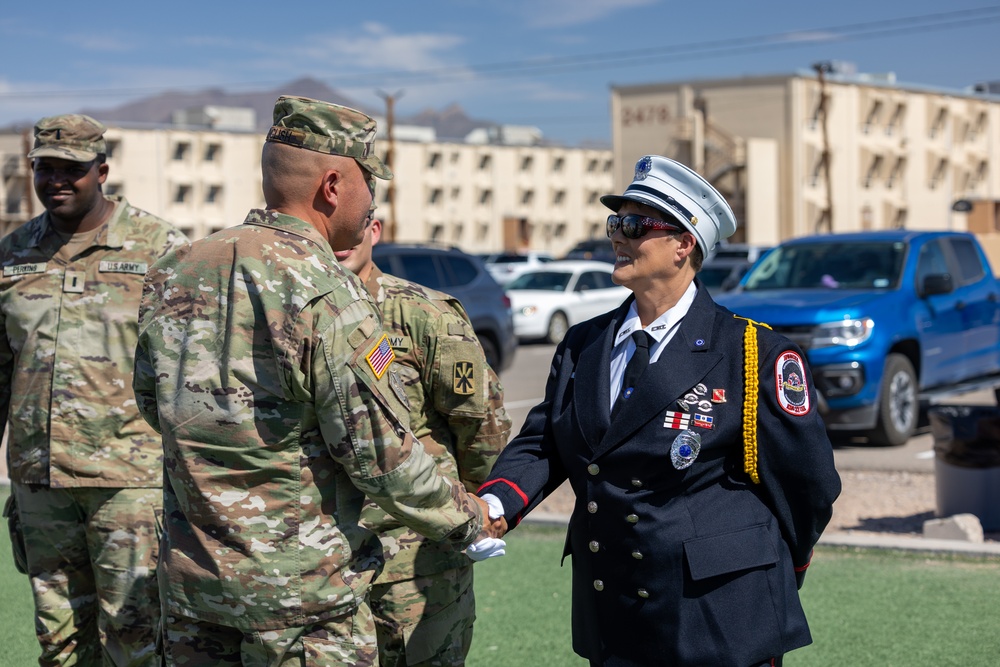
<box><xmin>261</xmin><ymin>141</ymin><xmax>346</xmax><ymax>208</ymax></box>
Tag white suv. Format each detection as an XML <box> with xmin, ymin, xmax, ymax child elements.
<box><xmin>481</xmin><ymin>251</ymin><xmax>554</xmax><ymax>286</ymax></box>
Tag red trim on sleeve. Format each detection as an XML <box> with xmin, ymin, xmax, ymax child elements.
<box><xmin>794</xmin><ymin>551</ymin><xmax>813</xmax><ymax>572</ymax></box>
<box><xmin>477</xmin><ymin>478</ymin><xmax>530</xmax><ymax>508</ymax></box>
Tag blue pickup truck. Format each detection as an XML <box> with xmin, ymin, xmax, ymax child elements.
<box><xmin>715</xmin><ymin>230</ymin><xmax>1000</xmax><ymax>445</ymax></box>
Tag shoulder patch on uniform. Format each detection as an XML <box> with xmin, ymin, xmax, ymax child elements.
<box><xmin>453</xmin><ymin>361</ymin><xmax>476</xmax><ymax>395</ymax></box>
<box><xmin>365</xmin><ymin>333</ymin><xmax>396</xmax><ymax>380</ymax></box>
<box><xmin>447</xmin><ymin>322</ymin><xmax>466</xmax><ymax>337</ymax></box>
<box><xmin>775</xmin><ymin>350</ymin><xmax>810</xmax><ymax>416</ymax></box>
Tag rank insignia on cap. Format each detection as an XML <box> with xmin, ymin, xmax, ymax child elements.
<box><xmin>663</xmin><ymin>411</ymin><xmax>690</xmax><ymax>430</ymax></box>
<box><xmin>693</xmin><ymin>413</ymin><xmax>714</xmax><ymax>429</ymax></box>
<box><xmin>366</xmin><ymin>333</ymin><xmax>395</xmax><ymax>380</ymax></box>
<box><xmin>711</xmin><ymin>389</ymin><xmax>726</xmax><ymax>403</ymax></box>
<box><xmin>635</xmin><ymin>156</ymin><xmax>652</xmax><ymax>181</ymax></box>
<box><xmin>453</xmin><ymin>361</ymin><xmax>476</xmax><ymax>395</ymax></box>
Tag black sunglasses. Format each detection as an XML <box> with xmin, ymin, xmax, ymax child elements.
<box><xmin>606</xmin><ymin>214</ymin><xmax>684</xmax><ymax>239</ymax></box>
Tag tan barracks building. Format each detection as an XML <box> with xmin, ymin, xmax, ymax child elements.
<box><xmin>611</xmin><ymin>67</ymin><xmax>1000</xmax><ymax>263</ymax></box>
<box><xmin>0</xmin><ymin>111</ymin><xmax>613</xmax><ymax>257</ymax></box>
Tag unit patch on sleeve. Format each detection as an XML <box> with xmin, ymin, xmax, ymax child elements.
<box><xmin>453</xmin><ymin>360</ymin><xmax>476</xmax><ymax>395</ymax></box>
<box><xmin>775</xmin><ymin>350</ymin><xmax>810</xmax><ymax>416</ymax></box>
<box><xmin>365</xmin><ymin>333</ymin><xmax>396</xmax><ymax>380</ymax></box>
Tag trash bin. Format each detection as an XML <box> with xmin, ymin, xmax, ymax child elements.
<box><xmin>928</xmin><ymin>406</ymin><xmax>1000</xmax><ymax>531</ymax></box>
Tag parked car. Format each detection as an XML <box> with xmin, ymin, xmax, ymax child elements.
<box><xmin>716</xmin><ymin>230</ymin><xmax>1000</xmax><ymax>445</ymax></box>
<box><xmin>372</xmin><ymin>243</ymin><xmax>517</xmax><ymax>372</ymax></box>
<box><xmin>699</xmin><ymin>258</ymin><xmax>752</xmax><ymax>297</ymax></box>
<box><xmin>480</xmin><ymin>251</ymin><xmax>555</xmax><ymax>285</ymax></box>
<box><xmin>563</xmin><ymin>238</ymin><xmax>615</xmax><ymax>264</ymax></box>
<box><xmin>507</xmin><ymin>260</ymin><xmax>630</xmax><ymax>343</ymax></box>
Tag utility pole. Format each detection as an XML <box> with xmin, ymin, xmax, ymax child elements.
<box><xmin>813</xmin><ymin>62</ymin><xmax>833</xmax><ymax>234</ymax></box>
<box><xmin>376</xmin><ymin>90</ymin><xmax>404</xmax><ymax>241</ymax></box>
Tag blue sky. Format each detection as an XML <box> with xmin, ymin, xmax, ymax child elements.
<box><xmin>2</xmin><ymin>1</ymin><xmax>999</xmax><ymax>145</ymax></box>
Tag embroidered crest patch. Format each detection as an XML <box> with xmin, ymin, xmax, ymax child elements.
<box><xmin>775</xmin><ymin>350</ymin><xmax>810</xmax><ymax>416</ymax></box>
<box><xmin>453</xmin><ymin>361</ymin><xmax>475</xmax><ymax>395</ymax></box>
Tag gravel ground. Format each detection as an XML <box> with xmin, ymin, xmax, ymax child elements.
<box><xmin>533</xmin><ymin>469</ymin><xmax>1000</xmax><ymax>542</ymax></box>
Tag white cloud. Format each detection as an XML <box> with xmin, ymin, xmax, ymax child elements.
<box><xmin>522</xmin><ymin>0</ymin><xmax>659</xmax><ymax>29</ymax></box>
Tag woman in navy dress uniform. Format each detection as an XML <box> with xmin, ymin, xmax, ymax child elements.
<box><xmin>478</xmin><ymin>156</ymin><xmax>842</xmax><ymax>666</ymax></box>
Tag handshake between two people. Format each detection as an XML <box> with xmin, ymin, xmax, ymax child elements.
<box><xmin>466</xmin><ymin>494</ymin><xmax>508</xmax><ymax>562</ymax></box>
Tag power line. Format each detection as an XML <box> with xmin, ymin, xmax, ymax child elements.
<box><xmin>2</xmin><ymin>6</ymin><xmax>999</xmax><ymax>100</ymax></box>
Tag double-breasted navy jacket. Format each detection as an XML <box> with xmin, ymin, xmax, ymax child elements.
<box><xmin>480</xmin><ymin>285</ymin><xmax>842</xmax><ymax>666</ymax></box>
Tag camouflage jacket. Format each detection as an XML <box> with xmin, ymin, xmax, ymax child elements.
<box><xmin>360</xmin><ymin>267</ymin><xmax>511</xmax><ymax>582</ymax></box>
<box><xmin>0</xmin><ymin>196</ymin><xmax>187</xmax><ymax>487</ymax></box>
<box><xmin>133</xmin><ymin>209</ymin><xmax>483</xmax><ymax>631</ymax></box>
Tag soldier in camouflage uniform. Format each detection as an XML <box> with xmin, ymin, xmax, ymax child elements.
<box><xmin>132</xmin><ymin>96</ymin><xmax>501</xmax><ymax>666</ymax></box>
<box><xmin>0</xmin><ymin>114</ymin><xmax>188</xmax><ymax>666</ymax></box>
<box><xmin>334</xmin><ymin>211</ymin><xmax>511</xmax><ymax>666</ymax></box>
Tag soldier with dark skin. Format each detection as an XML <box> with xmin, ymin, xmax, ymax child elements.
<box><xmin>335</xmin><ymin>210</ymin><xmax>511</xmax><ymax>666</ymax></box>
<box><xmin>133</xmin><ymin>97</ymin><xmax>503</xmax><ymax>666</ymax></box>
<box><xmin>1</xmin><ymin>114</ymin><xmax>188</xmax><ymax>666</ymax></box>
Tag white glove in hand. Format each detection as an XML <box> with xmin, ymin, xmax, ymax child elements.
<box><xmin>482</xmin><ymin>494</ymin><xmax>504</xmax><ymax>521</ymax></box>
<box><xmin>466</xmin><ymin>537</ymin><xmax>507</xmax><ymax>561</ymax></box>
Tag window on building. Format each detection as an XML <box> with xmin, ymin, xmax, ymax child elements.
<box><xmin>451</xmin><ymin>187</ymin><xmax>461</xmax><ymax>200</ymax></box>
<box><xmin>206</xmin><ymin>185</ymin><xmax>223</xmax><ymax>203</ymax></box>
<box><xmin>863</xmin><ymin>155</ymin><xmax>883</xmax><ymax>189</ymax></box>
<box><xmin>428</xmin><ymin>152</ymin><xmax>442</xmax><ymax>168</ymax></box>
<box><xmin>429</xmin><ymin>224</ymin><xmax>445</xmax><ymax>243</ymax></box>
<box><xmin>862</xmin><ymin>99</ymin><xmax>883</xmax><ymax>135</ymax></box>
<box><xmin>450</xmin><ymin>152</ymin><xmax>461</xmax><ymax>164</ymax></box>
<box><xmin>479</xmin><ymin>189</ymin><xmax>493</xmax><ymax>205</ymax></box>
<box><xmin>173</xmin><ymin>142</ymin><xmax>190</xmax><ymax>160</ymax></box>
<box><xmin>174</xmin><ymin>184</ymin><xmax>191</xmax><ymax>203</ymax></box>
<box><xmin>587</xmin><ymin>191</ymin><xmax>599</xmax><ymax>205</ymax></box>
<box><xmin>521</xmin><ymin>189</ymin><xmax>534</xmax><ymax>205</ymax></box>
<box><xmin>929</xmin><ymin>107</ymin><xmax>948</xmax><ymax>139</ymax></box>
<box><xmin>429</xmin><ymin>188</ymin><xmax>443</xmax><ymax>205</ymax></box>
<box><xmin>553</xmin><ymin>190</ymin><xmax>566</xmax><ymax>205</ymax></box>
<box><xmin>603</xmin><ymin>159</ymin><xmax>613</xmax><ymax>172</ymax></box>
<box><xmin>105</xmin><ymin>139</ymin><xmax>120</xmax><ymax>159</ymax></box>
<box><xmin>552</xmin><ymin>156</ymin><xmax>565</xmax><ymax>172</ymax></box>
<box><xmin>587</xmin><ymin>159</ymin><xmax>599</xmax><ymax>173</ymax></box>
<box><xmin>554</xmin><ymin>222</ymin><xmax>567</xmax><ymax>238</ymax></box>
<box><xmin>887</xmin><ymin>158</ymin><xmax>906</xmax><ymax>189</ymax></box>
<box><xmin>928</xmin><ymin>157</ymin><xmax>948</xmax><ymax>189</ymax></box>
<box><xmin>520</xmin><ymin>156</ymin><xmax>533</xmax><ymax>171</ymax></box>
<box><xmin>886</xmin><ymin>104</ymin><xmax>906</xmax><ymax>136</ymax></box>
<box><xmin>204</xmin><ymin>144</ymin><xmax>222</xmax><ymax>161</ymax></box>
<box><xmin>479</xmin><ymin>155</ymin><xmax>492</xmax><ymax>170</ymax></box>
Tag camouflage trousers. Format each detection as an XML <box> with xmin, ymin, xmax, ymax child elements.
<box><xmin>6</xmin><ymin>483</ymin><xmax>162</xmax><ymax>667</ymax></box>
<box><xmin>162</xmin><ymin>602</ymin><xmax>379</xmax><ymax>666</ymax></box>
<box><xmin>367</xmin><ymin>567</ymin><xmax>474</xmax><ymax>667</ymax></box>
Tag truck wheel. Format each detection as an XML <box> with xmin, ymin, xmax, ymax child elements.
<box><xmin>547</xmin><ymin>312</ymin><xmax>569</xmax><ymax>344</ymax></box>
<box><xmin>869</xmin><ymin>353</ymin><xmax>917</xmax><ymax>446</ymax></box>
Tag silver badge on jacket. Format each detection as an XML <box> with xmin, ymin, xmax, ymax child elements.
<box><xmin>670</xmin><ymin>430</ymin><xmax>701</xmax><ymax>470</ymax></box>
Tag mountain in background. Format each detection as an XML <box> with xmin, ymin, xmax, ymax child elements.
<box><xmin>72</xmin><ymin>77</ymin><xmax>497</xmax><ymax>139</ymax></box>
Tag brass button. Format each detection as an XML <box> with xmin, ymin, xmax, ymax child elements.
<box><xmin>626</xmin><ymin>513</ymin><xmax>639</xmax><ymax>524</ymax></box>
<box><xmin>637</xmin><ymin>588</ymin><xmax>650</xmax><ymax>599</ymax></box>
<box><xmin>589</xmin><ymin>540</ymin><xmax>600</xmax><ymax>553</ymax></box>
<box><xmin>587</xmin><ymin>464</ymin><xmax>600</xmax><ymax>476</ymax></box>
<box><xmin>593</xmin><ymin>580</ymin><xmax>604</xmax><ymax>591</ymax></box>
<box><xmin>631</xmin><ymin>550</ymin><xmax>644</xmax><ymax>560</ymax></box>
<box><xmin>631</xmin><ymin>478</ymin><xmax>643</xmax><ymax>488</ymax></box>
<box><xmin>587</xmin><ymin>501</ymin><xmax>598</xmax><ymax>514</ymax></box>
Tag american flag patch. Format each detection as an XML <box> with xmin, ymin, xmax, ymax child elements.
<box><xmin>366</xmin><ymin>334</ymin><xmax>396</xmax><ymax>380</ymax></box>
<box><xmin>663</xmin><ymin>411</ymin><xmax>690</xmax><ymax>429</ymax></box>
<box><xmin>693</xmin><ymin>413</ymin><xmax>714</xmax><ymax>429</ymax></box>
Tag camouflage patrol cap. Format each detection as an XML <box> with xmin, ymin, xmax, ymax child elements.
<box><xmin>27</xmin><ymin>114</ymin><xmax>107</xmax><ymax>162</ymax></box>
<box><xmin>267</xmin><ymin>96</ymin><xmax>392</xmax><ymax>180</ymax></box>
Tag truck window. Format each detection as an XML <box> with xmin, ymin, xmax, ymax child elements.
<box><xmin>948</xmin><ymin>238</ymin><xmax>986</xmax><ymax>285</ymax></box>
<box><xmin>915</xmin><ymin>240</ymin><xmax>949</xmax><ymax>289</ymax></box>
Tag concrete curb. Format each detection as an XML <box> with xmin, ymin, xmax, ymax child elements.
<box><xmin>522</xmin><ymin>514</ymin><xmax>1000</xmax><ymax>557</ymax></box>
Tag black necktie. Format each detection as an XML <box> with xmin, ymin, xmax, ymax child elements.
<box><xmin>612</xmin><ymin>331</ymin><xmax>652</xmax><ymax>419</ymax></box>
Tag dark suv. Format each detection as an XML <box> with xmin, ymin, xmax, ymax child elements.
<box><xmin>372</xmin><ymin>243</ymin><xmax>517</xmax><ymax>372</ymax></box>
<box><xmin>564</xmin><ymin>238</ymin><xmax>615</xmax><ymax>263</ymax></box>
